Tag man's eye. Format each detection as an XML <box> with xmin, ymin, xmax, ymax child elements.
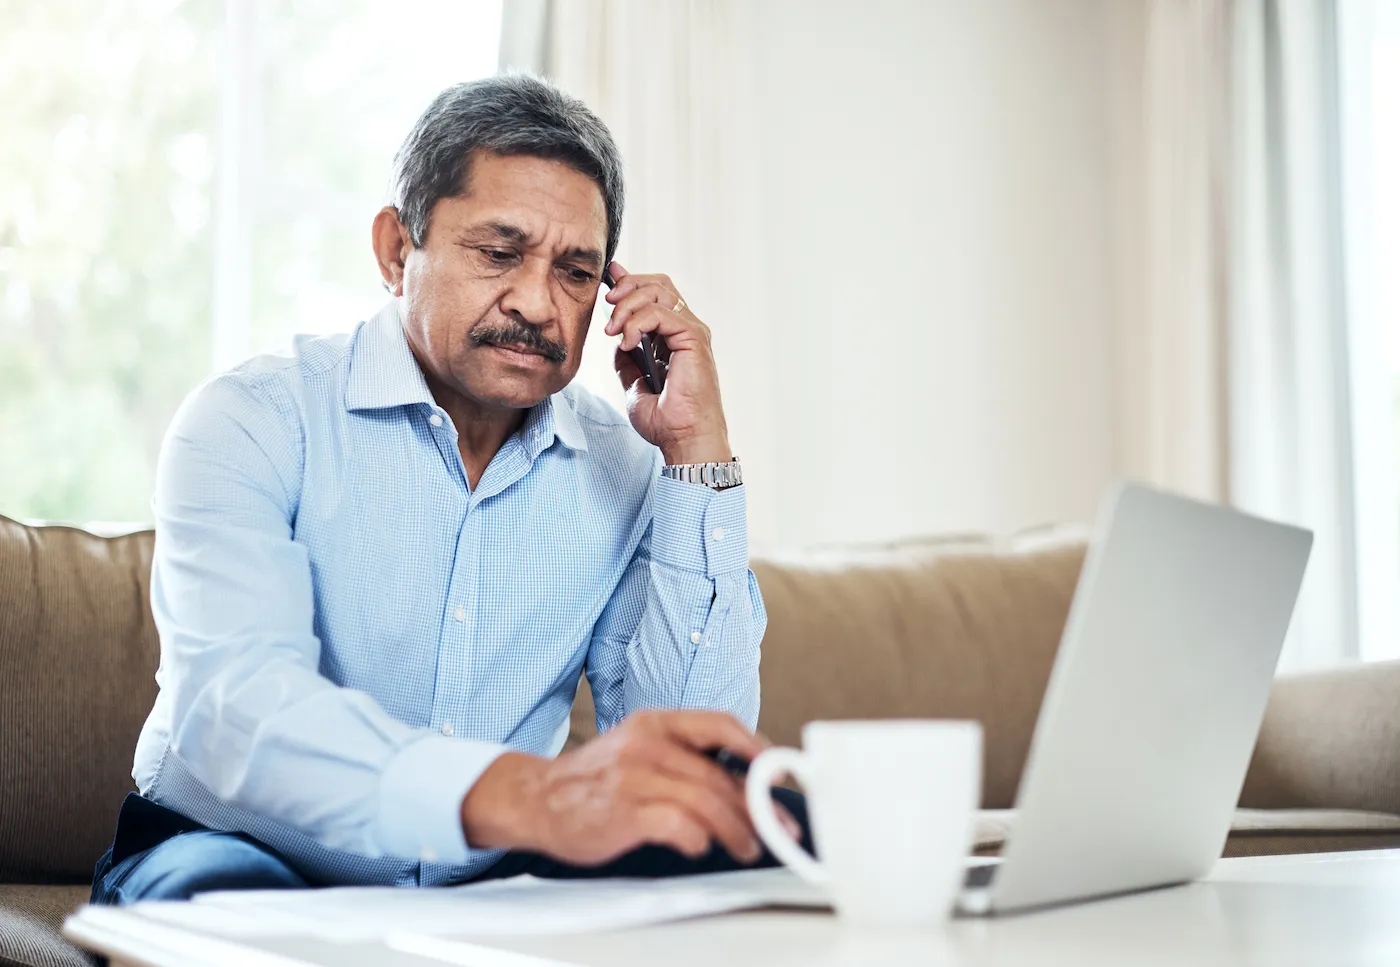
<box><xmin>566</xmin><ymin>268</ymin><xmax>593</xmax><ymax>283</ymax></box>
<box><xmin>484</xmin><ymin>249</ymin><xmax>516</xmax><ymax>263</ymax></box>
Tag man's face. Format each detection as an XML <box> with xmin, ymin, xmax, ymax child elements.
<box><xmin>396</xmin><ymin>151</ymin><xmax>608</xmax><ymax>410</ymax></box>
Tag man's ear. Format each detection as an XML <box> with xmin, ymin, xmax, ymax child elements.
<box><xmin>372</xmin><ymin>207</ymin><xmax>412</xmax><ymax>295</ymax></box>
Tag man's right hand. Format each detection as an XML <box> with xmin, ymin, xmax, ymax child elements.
<box><xmin>459</xmin><ymin>710</ymin><xmax>769</xmax><ymax>865</ymax></box>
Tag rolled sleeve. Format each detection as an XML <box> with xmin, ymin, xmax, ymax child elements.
<box><xmin>376</xmin><ymin>735</ymin><xmax>507</xmax><ymax>865</ymax></box>
<box><xmin>649</xmin><ymin>477</ymin><xmax>750</xmax><ymax>577</ymax></box>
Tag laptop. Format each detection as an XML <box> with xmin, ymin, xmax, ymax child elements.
<box><xmin>957</xmin><ymin>481</ymin><xmax>1312</xmax><ymax>915</ymax></box>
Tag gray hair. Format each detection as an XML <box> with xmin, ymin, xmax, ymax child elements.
<box><xmin>390</xmin><ymin>74</ymin><xmax>625</xmax><ymax>262</ymax></box>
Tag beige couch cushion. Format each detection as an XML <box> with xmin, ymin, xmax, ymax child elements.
<box><xmin>1222</xmin><ymin>808</ymin><xmax>1400</xmax><ymax>857</ymax></box>
<box><xmin>4</xmin><ymin>511</ymin><xmax>1397</xmax><ymax>880</ymax></box>
<box><xmin>572</xmin><ymin>534</ymin><xmax>1087</xmax><ymax>809</ymax></box>
<box><xmin>1241</xmin><ymin>660</ymin><xmax>1400</xmax><ymax>816</ymax></box>
<box><xmin>0</xmin><ymin>517</ymin><xmax>159</xmax><ymax>883</ymax></box>
<box><xmin>970</xmin><ymin>808</ymin><xmax>1400</xmax><ymax>858</ymax></box>
<box><xmin>0</xmin><ymin>886</ymin><xmax>92</xmax><ymax>967</ymax></box>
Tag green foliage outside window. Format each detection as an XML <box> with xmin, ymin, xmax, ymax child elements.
<box><xmin>0</xmin><ymin>0</ymin><xmax>219</xmax><ymax>522</ymax></box>
<box><xmin>0</xmin><ymin>0</ymin><xmax>500</xmax><ymax>523</ymax></box>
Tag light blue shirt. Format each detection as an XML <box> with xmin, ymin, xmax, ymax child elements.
<box><xmin>133</xmin><ymin>302</ymin><xmax>766</xmax><ymax>886</ymax></box>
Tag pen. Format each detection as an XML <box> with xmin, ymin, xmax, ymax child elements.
<box><xmin>707</xmin><ymin>748</ymin><xmax>751</xmax><ymax>780</ymax></box>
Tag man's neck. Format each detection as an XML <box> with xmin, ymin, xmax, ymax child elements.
<box><xmin>420</xmin><ymin>368</ymin><xmax>528</xmax><ymax>491</ymax></box>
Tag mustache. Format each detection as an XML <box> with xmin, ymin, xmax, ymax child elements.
<box><xmin>469</xmin><ymin>321</ymin><xmax>569</xmax><ymax>364</ymax></box>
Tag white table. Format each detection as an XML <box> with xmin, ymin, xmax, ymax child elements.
<box><xmin>65</xmin><ymin>849</ymin><xmax>1400</xmax><ymax>967</ymax></box>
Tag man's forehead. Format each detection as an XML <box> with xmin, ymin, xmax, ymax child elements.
<box><xmin>445</xmin><ymin>152</ymin><xmax>606</xmax><ymax>252</ymax></box>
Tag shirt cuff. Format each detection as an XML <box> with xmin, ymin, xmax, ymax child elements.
<box><xmin>650</xmin><ymin>477</ymin><xmax>749</xmax><ymax>578</ymax></box>
<box><xmin>376</xmin><ymin>733</ymin><xmax>506</xmax><ymax>864</ymax></box>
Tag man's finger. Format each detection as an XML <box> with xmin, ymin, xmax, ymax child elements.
<box><xmin>605</xmin><ymin>281</ymin><xmax>683</xmax><ymax>333</ymax></box>
<box><xmin>654</xmin><ymin>710</ymin><xmax>769</xmax><ymax>761</ymax></box>
<box><xmin>647</xmin><ymin>739</ymin><xmax>749</xmax><ymax>796</ymax></box>
<box><xmin>604</xmin><ymin>261</ymin><xmax>658</xmax><ymax>300</ymax></box>
<box><xmin>604</xmin><ymin>275</ymin><xmax>669</xmax><ymax>304</ymax></box>
<box><xmin>634</xmin><ymin>772</ymin><xmax>759</xmax><ymax>862</ymax></box>
<box><xmin>616</xmin><ymin>305</ymin><xmax>706</xmax><ymax>353</ymax></box>
<box><xmin>636</xmin><ymin>740</ymin><xmax>755</xmax><ymax>834</ymax></box>
<box><xmin>603</xmin><ymin>262</ymin><xmax>676</xmax><ymax>303</ymax></box>
<box><xmin>633</xmin><ymin>802</ymin><xmax>710</xmax><ymax>858</ymax></box>
<box><xmin>613</xmin><ymin>345</ymin><xmax>644</xmax><ymax>390</ymax></box>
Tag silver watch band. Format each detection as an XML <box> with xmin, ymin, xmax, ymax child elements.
<box><xmin>661</xmin><ymin>458</ymin><xmax>743</xmax><ymax>490</ymax></box>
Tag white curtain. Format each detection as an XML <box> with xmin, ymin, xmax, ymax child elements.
<box><xmin>499</xmin><ymin>0</ymin><xmax>783</xmax><ymax>541</ymax></box>
<box><xmin>505</xmin><ymin>1</ymin><xmax>1372</xmax><ymax>666</ymax></box>
<box><xmin>1121</xmin><ymin>0</ymin><xmax>1360</xmax><ymax>670</ymax></box>
<box><xmin>1230</xmin><ymin>0</ymin><xmax>1360</xmax><ymax>669</ymax></box>
<box><xmin>1119</xmin><ymin>0</ymin><xmax>1232</xmax><ymax>506</ymax></box>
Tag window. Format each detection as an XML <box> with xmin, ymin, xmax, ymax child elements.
<box><xmin>0</xmin><ymin>0</ymin><xmax>502</xmax><ymax>524</ymax></box>
<box><xmin>1340</xmin><ymin>0</ymin><xmax>1400</xmax><ymax>661</ymax></box>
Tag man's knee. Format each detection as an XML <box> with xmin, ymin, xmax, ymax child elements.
<box><xmin>100</xmin><ymin>830</ymin><xmax>307</xmax><ymax>905</ymax></box>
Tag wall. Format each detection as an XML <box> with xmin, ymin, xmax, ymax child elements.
<box><xmin>558</xmin><ymin>0</ymin><xmax>1138</xmax><ymax>549</ymax></box>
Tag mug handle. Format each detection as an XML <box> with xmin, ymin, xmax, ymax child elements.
<box><xmin>745</xmin><ymin>747</ymin><xmax>830</xmax><ymax>886</ymax></box>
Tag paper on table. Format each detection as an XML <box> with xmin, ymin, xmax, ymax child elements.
<box><xmin>171</xmin><ymin>868</ymin><xmax>831</xmax><ymax>942</ymax></box>
<box><xmin>130</xmin><ymin>899</ymin><xmax>310</xmax><ymax>938</ymax></box>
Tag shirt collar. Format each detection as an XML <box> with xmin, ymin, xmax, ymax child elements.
<box><xmin>523</xmin><ymin>390</ymin><xmax>590</xmax><ymax>455</ymax></box>
<box><xmin>345</xmin><ymin>301</ymin><xmax>436</xmax><ymax>412</ymax></box>
<box><xmin>345</xmin><ymin>301</ymin><xmax>589</xmax><ymax>454</ymax></box>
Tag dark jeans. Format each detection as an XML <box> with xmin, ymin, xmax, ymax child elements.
<box><xmin>91</xmin><ymin>790</ymin><xmax>812</xmax><ymax>905</ymax></box>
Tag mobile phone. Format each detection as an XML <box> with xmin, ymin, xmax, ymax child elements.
<box><xmin>602</xmin><ymin>268</ymin><xmax>668</xmax><ymax>395</ymax></box>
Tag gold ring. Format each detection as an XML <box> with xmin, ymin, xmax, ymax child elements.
<box><xmin>672</xmin><ymin>296</ymin><xmax>687</xmax><ymax>313</ymax></box>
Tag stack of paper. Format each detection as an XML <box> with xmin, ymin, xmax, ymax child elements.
<box><xmin>132</xmin><ymin>868</ymin><xmax>831</xmax><ymax>943</ymax></box>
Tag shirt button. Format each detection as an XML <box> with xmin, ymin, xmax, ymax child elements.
<box><xmin>441</xmin><ymin>721</ymin><xmax>454</xmax><ymax>737</ymax></box>
<box><xmin>454</xmin><ymin>606</ymin><xmax>466</xmax><ymax>622</ymax></box>
<box><xmin>420</xmin><ymin>846</ymin><xmax>438</xmax><ymax>863</ymax></box>
<box><xmin>429</xmin><ymin>414</ymin><xmax>444</xmax><ymax>427</ymax></box>
<box><xmin>691</xmin><ymin>631</ymin><xmax>703</xmax><ymax>645</ymax></box>
<box><xmin>711</xmin><ymin>527</ymin><xmax>726</xmax><ymax>542</ymax></box>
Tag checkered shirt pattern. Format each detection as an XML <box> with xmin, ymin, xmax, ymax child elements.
<box><xmin>132</xmin><ymin>302</ymin><xmax>766</xmax><ymax>887</ymax></box>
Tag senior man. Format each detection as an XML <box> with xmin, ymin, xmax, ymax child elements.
<box><xmin>91</xmin><ymin>74</ymin><xmax>806</xmax><ymax>903</ymax></box>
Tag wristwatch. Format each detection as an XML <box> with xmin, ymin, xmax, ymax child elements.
<box><xmin>661</xmin><ymin>457</ymin><xmax>743</xmax><ymax>491</ymax></box>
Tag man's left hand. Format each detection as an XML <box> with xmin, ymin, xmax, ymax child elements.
<box><xmin>603</xmin><ymin>261</ymin><xmax>731</xmax><ymax>466</ymax></box>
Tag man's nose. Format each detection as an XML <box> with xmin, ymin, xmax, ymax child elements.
<box><xmin>498</xmin><ymin>260</ymin><xmax>557</xmax><ymax>327</ymax></box>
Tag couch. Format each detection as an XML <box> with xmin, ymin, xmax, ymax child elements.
<box><xmin>3</xmin><ymin>515</ymin><xmax>1399</xmax><ymax>967</ymax></box>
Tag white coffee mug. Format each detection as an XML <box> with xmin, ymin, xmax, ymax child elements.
<box><xmin>746</xmin><ymin>719</ymin><xmax>982</xmax><ymax>927</ymax></box>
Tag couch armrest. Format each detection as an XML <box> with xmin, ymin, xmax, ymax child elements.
<box><xmin>1240</xmin><ymin>660</ymin><xmax>1400</xmax><ymax>814</ymax></box>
